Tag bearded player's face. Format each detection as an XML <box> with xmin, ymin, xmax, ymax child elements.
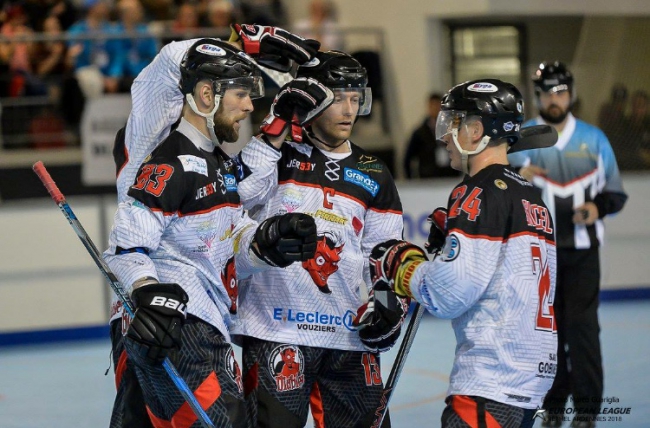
<box><xmin>213</xmin><ymin>88</ymin><xmax>254</xmax><ymax>143</ymax></box>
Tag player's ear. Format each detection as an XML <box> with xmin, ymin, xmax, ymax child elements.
<box><xmin>468</xmin><ymin>120</ymin><xmax>484</xmax><ymax>143</ymax></box>
<box><xmin>196</xmin><ymin>81</ymin><xmax>213</xmax><ymax>107</ymax></box>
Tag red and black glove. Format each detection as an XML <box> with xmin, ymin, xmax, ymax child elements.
<box><xmin>424</xmin><ymin>207</ymin><xmax>448</xmax><ymax>255</ymax></box>
<box><xmin>252</xmin><ymin>213</ymin><xmax>317</xmax><ymax>268</ymax></box>
<box><xmin>353</xmin><ymin>279</ymin><xmax>409</xmax><ymax>353</ymax></box>
<box><xmin>125</xmin><ymin>283</ymin><xmax>188</xmax><ymax>364</ymax></box>
<box><xmin>232</xmin><ymin>24</ymin><xmax>320</xmax><ymax>72</ymax></box>
<box><xmin>369</xmin><ymin>239</ymin><xmax>427</xmax><ymax>298</ymax></box>
<box><xmin>260</xmin><ymin>77</ymin><xmax>333</xmax><ymax>140</ymax></box>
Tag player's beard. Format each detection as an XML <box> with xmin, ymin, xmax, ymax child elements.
<box><xmin>213</xmin><ymin>114</ymin><xmax>239</xmax><ymax>143</ymax></box>
<box><xmin>540</xmin><ymin>103</ymin><xmax>570</xmax><ymax>124</ymax></box>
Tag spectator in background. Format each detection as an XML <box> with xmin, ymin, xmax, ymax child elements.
<box><xmin>114</xmin><ymin>0</ymin><xmax>158</xmax><ymax>91</ymax></box>
<box><xmin>22</xmin><ymin>0</ymin><xmax>79</xmax><ymax>32</ymax></box>
<box><xmin>239</xmin><ymin>0</ymin><xmax>286</xmax><ymax>27</ymax></box>
<box><xmin>66</xmin><ymin>0</ymin><xmax>121</xmax><ymax>98</ymax></box>
<box><xmin>623</xmin><ymin>90</ymin><xmax>650</xmax><ymax>170</ymax></box>
<box><xmin>164</xmin><ymin>2</ymin><xmax>200</xmax><ymax>44</ymax></box>
<box><xmin>32</xmin><ymin>15</ymin><xmax>67</xmax><ymax>96</ymax></box>
<box><xmin>0</xmin><ymin>4</ymin><xmax>44</xmax><ymax>96</ymax></box>
<box><xmin>403</xmin><ymin>92</ymin><xmax>459</xmax><ymax>179</ymax></box>
<box><xmin>597</xmin><ymin>83</ymin><xmax>627</xmax><ymax>157</ymax></box>
<box><xmin>202</xmin><ymin>0</ymin><xmax>236</xmax><ymax>29</ymax></box>
<box><xmin>293</xmin><ymin>0</ymin><xmax>343</xmax><ymax>51</ymax></box>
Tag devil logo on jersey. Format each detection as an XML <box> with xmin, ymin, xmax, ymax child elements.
<box><xmin>226</xmin><ymin>348</ymin><xmax>243</xmax><ymax>393</ymax></box>
<box><xmin>221</xmin><ymin>256</ymin><xmax>237</xmax><ymax>314</ymax></box>
<box><xmin>302</xmin><ymin>233</ymin><xmax>344</xmax><ymax>294</ymax></box>
<box><xmin>269</xmin><ymin>345</ymin><xmax>305</xmax><ymax>392</ymax></box>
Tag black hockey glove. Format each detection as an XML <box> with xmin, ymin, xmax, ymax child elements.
<box><xmin>370</xmin><ymin>240</ymin><xmax>427</xmax><ymax>298</ymax></box>
<box><xmin>232</xmin><ymin>24</ymin><xmax>320</xmax><ymax>72</ymax></box>
<box><xmin>252</xmin><ymin>213</ymin><xmax>317</xmax><ymax>268</ymax></box>
<box><xmin>125</xmin><ymin>283</ymin><xmax>188</xmax><ymax>364</ymax></box>
<box><xmin>353</xmin><ymin>280</ymin><xmax>409</xmax><ymax>353</ymax></box>
<box><xmin>424</xmin><ymin>207</ymin><xmax>448</xmax><ymax>255</ymax></box>
<box><xmin>260</xmin><ymin>78</ymin><xmax>334</xmax><ymax>138</ymax></box>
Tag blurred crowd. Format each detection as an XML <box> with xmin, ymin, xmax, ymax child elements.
<box><xmin>0</xmin><ymin>0</ymin><xmax>346</xmax><ymax>149</ymax></box>
<box><xmin>598</xmin><ymin>84</ymin><xmax>650</xmax><ymax>170</ymax></box>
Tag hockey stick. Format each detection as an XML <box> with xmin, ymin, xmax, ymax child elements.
<box><xmin>371</xmin><ymin>302</ymin><xmax>426</xmax><ymax>428</ymax></box>
<box><xmin>32</xmin><ymin>161</ymin><xmax>215</xmax><ymax>428</ymax></box>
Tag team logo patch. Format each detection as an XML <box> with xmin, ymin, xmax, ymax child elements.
<box><xmin>343</xmin><ymin>168</ymin><xmax>379</xmax><ymax>196</ymax></box>
<box><xmin>269</xmin><ymin>345</ymin><xmax>305</xmax><ymax>392</ymax></box>
<box><xmin>225</xmin><ymin>349</ymin><xmax>243</xmax><ymax>393</ymax></box>
<box><xmin>178</xmin><ymin>155</ymin><xmax>208</xmax><ymax>176</ymax></box>
<box><xmin>441</xmin><ymin>233</ymin><xmax>460</xmax><ymax>261</ymax></box>
<box><xmin>357</xmin><ymin>154</ymin><xmax>383</xmax><ymax>173</ymax></box>
<box><xmin>196</xmin><ymin>220</ymin><xmax>219</xmax><ymax>250</ymax></box>
<box><xmin>223</xmin><ymin>174</ymin><xmax>238</xmax><ymax>192</ymax></box>
<box><xmin>503</xmin><ymin>121</ymin><xmax>515</xmax><ymax>132</ymax></box>
<box><xmin>494</xmin><ymin>179</ymin><xmax>508</xmax><ymax>190</ymax></box>
<box><xmin>467</xmin><ymin>82</ymin><xmax>498</xmax><ymax>93</ymax></box>
<box><xmin>302</xmin><ymin>232</ymin><xmax>344</xmax><ymax>294</ymax></box>
<box><xmin>196</xmin><ymin>43</ymin><xmax>226</xmax><ymax>56</ymax></box>
<box><xmin>282</xmin><ymin>189</ymin><xmax>303</xmax><ymax>212</ymax></box>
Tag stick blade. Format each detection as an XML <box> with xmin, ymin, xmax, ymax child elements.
<box><xmin>508</xmin><ymin>125</ymin><xmax>558</xmax><ymax>153</ymax></box>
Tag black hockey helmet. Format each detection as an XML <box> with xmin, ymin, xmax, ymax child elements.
<box><xmin>297</xmin><ymin>50</ymin><xmax>371</xmax><ymax>115</ymax></box>
<box><xmin>437</xmin><ymin>79</ymin><xmax>525</xmax><ymax>145</ymax></box>
<box><xmin>179</xmin><ymin>38</ymin><xmax>264</xmax><ymax>98</ymax></box>
<box><xmin>532</xmin><ymin>61</ymin><xmax>574</xmax><ymax>99</ymax></box>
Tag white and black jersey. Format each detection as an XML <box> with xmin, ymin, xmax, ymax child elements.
<box><xmin>408</xmin><ymin>164</ymin><xmax>558</xmax><ymax>409</ymax></box>
<box><xmin>105</xmin><ymin>120</ymin><xmax>261</xmax><ymax>341</ymax></box>
<box><xmin>232</xmin><ymin>136</ymin><xmax>403</xmax><ymax>351</ymax></box>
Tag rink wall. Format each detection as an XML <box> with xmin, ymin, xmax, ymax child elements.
<box><xmin>1</xmin><ymin>174</ymin><xmax>648</xmax><ymax>346</ymax></box>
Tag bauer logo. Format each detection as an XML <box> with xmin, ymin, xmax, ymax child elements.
<box><xmin>467</xmin><ymin>82</ymin><xmax>498</xmax><ymax>93</ymax></box>
<box><xmin>344</xmin><ymin>168</ymin><xmax>379</xmax><ymax>196</ymax></box>
<box><xmin>196</xmin><ymin>44</ymin><xmax>226</xmax><ymax>56</ymax></box>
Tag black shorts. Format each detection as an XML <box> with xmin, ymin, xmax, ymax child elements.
<box><xmin>441</xmin><ymin>395</ymin><xmax>536</xmax><ymax>428</ymax></box>
<box><xmin>118</xmin><ymin>317</ymin><xmax>247</xmax><ymax>428</ymax></box>
<box><xmin>241</xmin><ymin>335</ymin><xmax>391</xmax><ymax>428</ymax></box>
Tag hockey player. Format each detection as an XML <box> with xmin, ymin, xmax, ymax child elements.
<box><xmin>233</xmin><ymin>50</ymin><xmax>406</xmax><ymax>428</ymax></box>
<box><xmin>509</xmin><ymin>62</ymin><xmax>628</xmax><ymax>428</ymax></box>
<box><xmin>104</xmin><ymin>39</ymin><xmax>319</xmax><ymax>427</ymax></box>
<box><xmin>106</xmin><ymin>26</ymin><xmax>321</xmax><ymax>428</ymax></box>
<box><xmin>368</xmin><ymin>79</ymin><xmax>558</xmax><ymax>428</ymax></box>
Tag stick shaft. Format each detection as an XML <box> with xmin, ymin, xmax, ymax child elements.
<box><xmin>371</xmin><ymin>303</ymin><xmax>426</xmax><ymax>427</ymax></box>
<box><xmin>32</xmin><ymin>161</ymin><xmax>215</xmax><ymax>428</ymax></box>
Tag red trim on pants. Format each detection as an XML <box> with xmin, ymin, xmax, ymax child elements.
<box><xmin>114</xmin><ymin>350</ymin><xmax>128</xmax><ymax>390</ymax></box>
<box><xmin>309</xmin><ymin>382</ymin><xmax>325</xmax><ymax>428</ymax></box>
<box><xmin>451</xmin><ymin>395</ymin><xmax>501</xmax><ymax>428</ymax></box>
<box><xmin>146</xmin><ymin>372</ymin><xmax>222</xmax><ymax>428</ymax></box>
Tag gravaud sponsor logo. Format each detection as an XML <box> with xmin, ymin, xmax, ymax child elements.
<box><xmin>273</xmin><ymin>307</ymin><xmax>356</xmax><ymax>332</ymax></box>
<box><xmin>535</xmin><ymin>396</ymin><xmax>631</xmax><ymax>424</ymax></box>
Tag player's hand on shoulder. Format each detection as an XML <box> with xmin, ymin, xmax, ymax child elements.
<box><xmin>261</xmin><ymin>78</ymin><xmax>334</xmax><ymax>139</ymax></box>
<box><xmin>232</xmin><ymin>24</ymin><xmax>320</xmax><ymax>71</ymax></box>
<box><xmin>424</xmin><ymin>207</ymin><xmax>448</xmax><ymax>255</ymax></box>
<box><xmin>125</xmin><ymin>283</ymin><xmax>188</xmax><ymax>364</ymax></box>
<box><xmin>370</xmin><ymin>239</ymin><xmax>427</xmax><ymax>298</ymax></box>
<box><xmin>354</xmin><ymin>279</ymin><xmax>409</xmax><ymax>353</ymax></box>
<box><xmin>252</xmin><ymin>213</ymin><xmax>317</xmax><ymax>268</ymax></box>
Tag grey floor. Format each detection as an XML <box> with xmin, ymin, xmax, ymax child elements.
<box><xmin>1</xmin><ymin>300</ymin><xmax>648</xmax><ymax>428</ymax></box>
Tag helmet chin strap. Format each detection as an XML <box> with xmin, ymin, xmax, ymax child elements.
<box><xmin>186</xmin><ymin>93</ymin><xmax>222</xmax><ymax>146</ymax></box>
<box><xmin>451</xmin><ymin>128</ymin><xmax>491</xmax><ymax>175</ymax></box>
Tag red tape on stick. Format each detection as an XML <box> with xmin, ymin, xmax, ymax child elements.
<box><xmin>32</xmin><ymin>161</ymin><xmax>65</xmax><ymax>204</ymax></box>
